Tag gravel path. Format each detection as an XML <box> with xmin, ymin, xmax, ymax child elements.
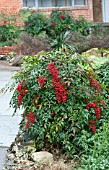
<box><xmin>0</xmin><ymin>61</ymin><xmax>22</xmax><ymax>170</ymax></box>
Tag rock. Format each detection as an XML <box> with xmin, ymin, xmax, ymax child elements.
<box><xmin>85</xmin><ymin>48</ymin><xmax>100</xmax><ymax>56</ymax></box>
<box><xmin>0</xmin><ymin>55</ymin><xmax>7</xmax><ymax>60</ymax></box>
<box><xmin>31</xmin><ymin>151</ymin><xmax>53</xmax><ymax>164</ymax></box>
<box><xmin>12</xmin><ymin>144</ymin><xmax>19</xmax><ymax>154</ymax></box>
<box><xmin>7</xmin><ymin>153</ymin><xmax>15</xmax><ymax>160</ymax></box>
<box><xmin>9</xmin><ymin>54</ymin><xmax>23</xmax><ymax>66</ymax></box>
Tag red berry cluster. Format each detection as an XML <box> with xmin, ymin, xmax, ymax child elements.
<box><xmin>16</xmin><ymin>82</ymin><xmax>28</xmax><ymax>106</ymax></box>
<box><xmin>52</xmin><ymin>22</ymin><xmax>56</xmax><ymax>27</ymax></box>
<box><xmin>32</xmin><ymin>9</ymin><xmax>36</xmax><ymax>12</ymax></box>
<box><xmin>4</xmin><ymin>20</ymin><xmax>8</xmax><ymax>24</ymax></box>
<box><xmin>48</xmin><ymin>62</ymin><xmax>59</xmax><ymax>81</ymax></box>
<box><xmin>86</xmin><ymin>102</ymin><xmax>101</xmax><ymax>133</ymax></box>
<box><xmin>38</xmin><ymin>76</ymin><xmax>47</xmax><ymax>89</ymax></box>
<box><xmin>60</xmin><ymin>15</ymin><xmax>64</xmax><ymax>20</ymax></box>
<box><xmin>86</xmin><ymin>102</ymin><xmax>96</xmax><ymax>110</ymax></box>
<box><xmin>89</xmin><ymin>119</ymin><xmax>96</xmax><ymax>134</ymax></box>
<box><xmin>94</xmin><ymin>107</ymin><xmax>101</xmax><ymax>120</ymax></box>
<box><xmin>48</xmin><ymin>62</ymin><xmax>68</xmax><ymax>104</ymax></box>
<box><xmin>25</xmin><ymin>110</ymin><xmax>35</xmax><ymax>129</ymax></box>
<box><xmin>86</xmin><ymin>102</ymin><xmax>101</xmax><ymax>120</ymax></box>
<box><xmin>66</xmin><ymin>25</ymin><xmax>69</xmax><ymax>29</ymax></box>
<box><xmin>89</xmin><ymin>73</ymin><xmax>101</xmax><ymax>93</ymax></box>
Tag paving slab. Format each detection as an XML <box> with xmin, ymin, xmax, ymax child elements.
<box><xmin>0</xmin><ymin>63</ymin><xmax>22</xmax><ymax>169</ymax></box>
<box><xmin>0</xmin><ymin>148</ymin><xmax>8</xmax><ymax>170</ymax></box>
<box><xmin>0</xmin><ymin>115</ymin><xmax>22</xmax><ymax>147</ymax></box>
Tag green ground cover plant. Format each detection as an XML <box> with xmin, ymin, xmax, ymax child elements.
<box><xmin>81</xmin><ymin>122</ymin><xmax>109</xmax><ymax>170</ymax></box>
<box><xmin>80</xmin><ymin>122</ymin><xmax>109</xmax><ymax>170</ymax></box>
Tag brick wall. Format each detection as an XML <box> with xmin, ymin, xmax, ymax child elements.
<box><xmin>0</xmin><ymin>0</ymin><xmax>22</xmax><ymax>14</ymax></box>
<box><xmin>0</xmin><ymin>0</ymin><xmax>93</xmax><ymax>21</ymax></box>
<box><xmin>72</xmin><ymin>0</ymin><xmax>93</xmax><ymax>21</ymax></box>
<box><xmin>0</xmin><ymin>46</ymin><xmax>16</xmax><ymax>55</ymax></box>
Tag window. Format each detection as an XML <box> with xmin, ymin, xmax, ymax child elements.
<box><xmin>38</xmin><ymin>0</ymin><xmax>52</xmax><ymax>7</ymax></box>
<box><xmin>74</xmin><ymin>0</ymin><xmax>87</xmax><ymax>6</ymax></box>
<box><xmin>38</xmin><ymin>0</ymin><xmax>72</xmax><ymax>7</ymax></box>
<box><xmin>54</xmin><ymin>0</ymin><xmax>72</xmax><ymax>7</ymax></box>
<box><xmin>22</xmin><ymin>0</ymin><xmax>87</xmax><ymax>8</ymax></box>
<box><xmin>23</xmin><ymin>0</ymin><xmax>35</xmax><ymax>7</ymax></box>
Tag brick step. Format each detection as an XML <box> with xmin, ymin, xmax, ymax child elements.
<box><xmin>0</xmin><ymin>46</ymin><xmax>15</xmax><ymax>55</ymax></box>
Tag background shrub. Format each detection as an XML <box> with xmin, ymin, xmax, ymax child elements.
<box><xmin>89</xmin><ymin>34</ymin><xmax>109</xmax><ymax>49</ymax></box>
<box><xmin>25</xmin><ymin>12</ymin><xmax>48</xmax><ymax>35</ymax></box>
<box><xmin>0</xmin><ymin>12</ymin><xmax>21</xmax><ymax>46</ymax></box>
<box><xmin>64</xmin><ymin>31</ymin><xmax>90</xmax><ymax>53</ymax></box>
<box><xmin>70</xmin><ymin>16</ymin><xmax>92</xmax><ymax>36</ymax></box>
<box><xmin>15</xmin><ymin>33</ymin><xmax>51</xmax><ymax>55</ymax></box>
<box><xmin>0</xmin><ymin>22</ymin><xmax>20</xmax><ymax>46</ymax></box>
<box><xmin>24</xmin><ymin>10</ymin><xmax>109</xmax><ymax>53</ymax></box>
<box><xmin>24</xmin><ymin>10</ymin><xmax>92</xmax><ymax>50</ymax></box>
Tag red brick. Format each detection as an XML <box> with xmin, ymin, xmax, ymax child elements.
<box><xmin>0</xmin><ymin>46</ymin><xmax>16</xmax><ymax>55</ymax></box>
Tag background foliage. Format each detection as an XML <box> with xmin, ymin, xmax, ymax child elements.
<box><xmin>0</xmin><ymin>12</ymin><xmax>21</xmax><ymax>46</ymax></box>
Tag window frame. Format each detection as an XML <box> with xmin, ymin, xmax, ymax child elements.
<box><xmin>22</xmin><ymin>0</ymin><xmax>38</xmax><ymax>8</ymax></box>
<box><xmin>73</xmin><ymin>0</ymin><xmax>87</xmax><ymax>6</ymax></box>
<box><xmin>22</xmin><ymin>0</ymin><xmax>88</xmax><ymax>9</ymax></box>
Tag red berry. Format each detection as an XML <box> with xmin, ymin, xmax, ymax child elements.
<box><xmin>52</xmin><ymin>22</ymin><xmax>56</xmax><ymax>27</ymax></box>
<box><xmin>16</xmin><ymin>83</ymin><xmax>22</xmax><ymax>91</ymax></box>
<box><xmin>66</xmin><ymin>25</ymin><xmax>69</xmax><ymax>29</ymax></box>
<box><xmin>25</xmin><ymin>122</ymin><xmax>29</xmax><ymax>129</ymax></box>
<box><xmin>4</xmin><ymin>20</ymin><xmax>8</xmax><ymax>24</ymax></box>
<box><xmin>60</xmin><ymin>15</ymin><xmax>64</xmax><ymax>20</ymax></box>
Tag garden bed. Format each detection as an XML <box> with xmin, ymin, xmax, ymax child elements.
<box><xmin>4</xmin><ymin>129</ymin><xmax>80</xmax><ymax>170</ymax></box>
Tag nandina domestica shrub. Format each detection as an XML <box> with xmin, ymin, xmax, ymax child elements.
<box><xmin>0</xmin><ymin>15</ymin><xmax>20</xmax><ymax>46</ymax></box>
<box><xmin>10</xmin><ymin>50</ymin><xmax>108</xmax><ymax>157</ymax></box>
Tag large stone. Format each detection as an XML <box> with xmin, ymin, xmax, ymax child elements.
<box><xmin>9</xmin><ymin>54</ymin><xmax>23</xmax><ymax>66</ymax></box>
<box><xmin>85</xmin><ymin>48</ymin><xmax>99</xmax><ymax>56</ymax></box>
<box><xmin>31</xmin><ymin>151</ymin><xmax>53</xmax><ymax>164</ymax></box>
<box><xmin>12</xmin><ymin>144</ymin><xmax>19</xmax><ymax>154</ymax></box>
<box><xmin>7</xmin><ymin>153</ymin><xmax>15</xmax><ymax>160</ymax></box>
